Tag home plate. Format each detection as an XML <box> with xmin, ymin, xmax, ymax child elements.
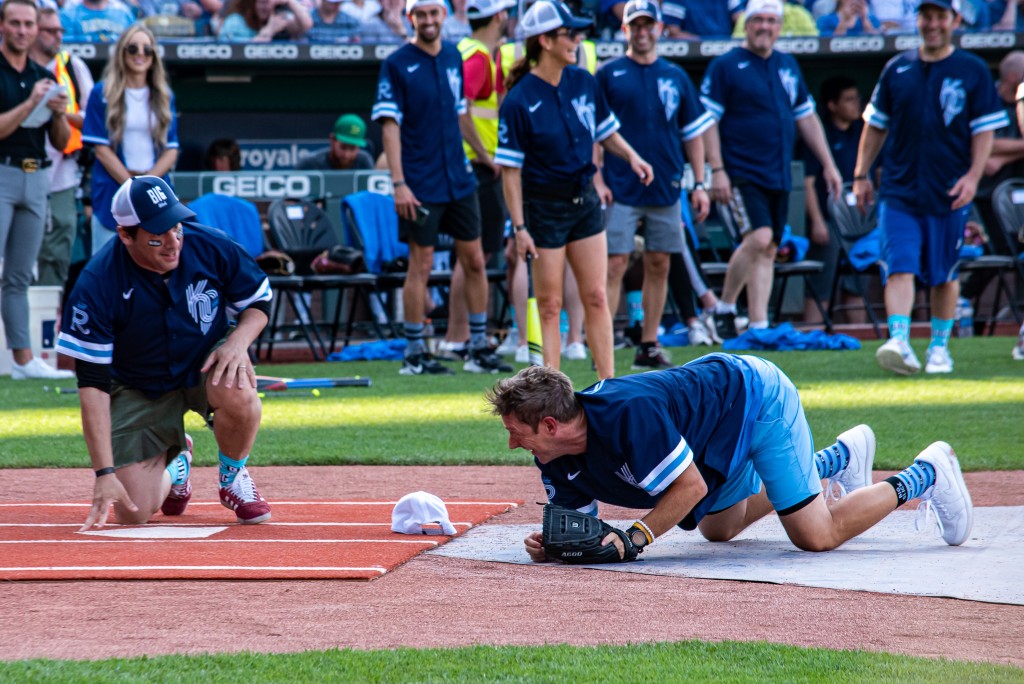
<box><xmin>78</xmin><ymin>526</ymin><xmax>228</xmax><ymax>539</ymax></box>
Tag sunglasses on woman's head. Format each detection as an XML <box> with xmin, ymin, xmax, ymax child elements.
<box><xmin>125</xmin><ymin>43</ymin><xmax>155</xmax><ymax>56</ymax></box>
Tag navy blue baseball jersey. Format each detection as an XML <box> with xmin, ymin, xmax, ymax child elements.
<box><xmin>597</xmin><ymin>56</ymin><xmax>714</xmax><ymax>207</ymax></box>
<box><xmin>864</xmin><ymin>49</ymin><xmax>1008</xmax><ymax>216</ymax></box>
<box><xmin>662</xmin><ymin>0</ymin><xmax>743</xmax><ymax>38</ymax></box>
<box><xmin>495</xmin><ymin>67</ymin><xmax>620</xmax><ymax>188</ymax></box>
<box><xmin>538</xmin><ymin>353</ymin><xmax>766</xmax><ymax>531</ymax></box>
<box><xmin>700</xmin><ymin>47</ymin><xmax>815</xmax><ymax>192</ymax></box>
<box><xmin>371</xmin><ymin>42</ymin><xmax>477</xmax><ymax>204</ymax></box>
<box><xmin>56</xmin><ymin>223</ymin><xmax>272</xmax><ymax>397</ymax></box>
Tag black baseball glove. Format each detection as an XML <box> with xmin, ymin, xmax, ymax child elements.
<box><xmin>541</xmin><ymin>504</ymin><xmax>640</xmax><ymax>564</ymax></box>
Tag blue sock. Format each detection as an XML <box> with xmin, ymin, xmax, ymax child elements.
<box><xmin>814</xmin><ymin>442</ymin><xmax>851</xmax><ymax>479</ymax></box>
<box><xmin>404</xmin><ymin>322</ymin><xmax>426</xmax><ymax>356</ymax></box>
<box><xmin>626</xmin><ymin>291</ymin><xmax>643</xmax><ymax>327</ymax></box>
<box><xmin>469</xmin><ymin>311</ymin><xmax>488</xmax><ymax>350</ymax></box>
<box><xmin>885</xmin><ymin>461</ymin><xmax>936</xmax><ymax>505</ymax></box>
<box><xmin>166</xmin><ymin>452</ymin><xmax>190</xmax><ymax>486</ymax></box>
<box><xmin>888</xmin><ymin>314</ymin><xmax>911</xmax><ymax>342</ymax></box>
<box><xmin>219</xmin><ymin>452</ymin><xmax>248</xmax><ymax>488</ymax></box>
<box><xmin>929</xmin><ymin>317</ymin><xmax>953</xmax><ymax>349</ymax></box>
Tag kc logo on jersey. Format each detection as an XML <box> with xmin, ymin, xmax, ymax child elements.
<box><xmin>446</xmin><ymin>67</ymin><xmax>462</xmax><ymax>108</ymax></box>
<box><xmin>614</xmin><ymin>463</ymin><xmax>639</xmax><ymax>488</ymax></box>
<box><xmin>777</xmin><ymin>68</ymin><xmax>798</xmax><ymax>105</ymax></box>
<box><xmin>571</xmin><ymin>95</ymin><xmax>596</xmax><ymax>138</ymax></box>
<box><xmin>186</xmin><ymin>279</ymin><xmax>219</xmax><ymax>335</ymax></box>
<box><xmin>658</xmin><ymin>77</ymin><xmax>679</xmax><ymax>122</ymax></box>
<box><xmin>940</xmin><ymin>78</ymin><xmax>966</xmax><ymax>127</ymax></box>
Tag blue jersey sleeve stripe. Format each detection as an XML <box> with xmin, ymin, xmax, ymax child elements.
<box><xmin>595</xmin><ymin>114</ymin><xmax>620</xmax><ymax>142</ymax></box>
<box><xmin>970</xmin><ymin>110</ymin><xmax>1010</xmax><ymax>134</ymax></box>
<box><xmin>793</xmin><ymin>100</ymin><xmax>815</xmax><ymax>120</ymax></box>
<box><xmin>81</xmin><ymin>133</ymin><xmax>110</xmax><ymax>145</ymax></box>
<box><xmin>495</xmin><ymin>148</ymin><xmax>525</xmax><ymax>167</ymax></box>
<box><xmin>863</xmin><ymin>103</ymin><xmax>888</xmax><ymax>129</ymax></box>
<box><xmin>662</xmin><ymin>4</ymin><xmax>684</xmax><ymax>18</ymax></box>
<box><xmin>639</xmin><ymin>436</ymin><xmax>691</xmax><ymax>494</ymax></box>
<box><xmin>232</xmin><ymin>277</ymin><xmax>273</xmax><ymax>311</ymax></box>
<box><xmin>646</xmin><ymin>443</ymin><xmax>694</xmax><ymax>497</ymax></box>
<box><xmin>57</xmin><ymin>334</ymin><xmax>113</xmax><ymax>364</ymax></box>
<box><xmin>700</xmin><ymin>96</ymin><xmax>724</xmax><ymax>120</ymax></box>
<box><xmin>682</xmin><ymin>112</ymin><xmax>715</xmax><ymax>141</ymax></box>
<box><xmin>371</xmin><ymin>103</ymin><xmax>402</xmax><ymax>125</ymax></box>
<box><xmin>457</xmin><ymin>99</ymin><xmax>468</xmax><ymax>115</ymax></box>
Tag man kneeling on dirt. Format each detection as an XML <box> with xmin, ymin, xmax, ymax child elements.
<box><xmin>487</xmin><ymin>358</ymin><xmax>974</xmax><ymax>562</ymax></box>
<box><xmin>58</xmin><ymin>176</ymin><xmax>274</xmax><ymax>531</ymax></box>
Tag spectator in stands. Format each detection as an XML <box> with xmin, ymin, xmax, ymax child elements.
<box><xmin>732</xmin><ymin>0</ymin><xmax>819</xmax><ymax>35</ymax></box>
<box><xmin>373</xmin><ymin>0</ymin><xmax>511</xmax><ymax>376</ymax></box>
<box><xmin>816</xmin><ymin>0</ymin><xmax>880</xmax><ymax>34</ymax></box>
<box><xmin>702</xmin><ymin>0</ymin><xmax>841</xmax><ymax>339</ymax></box>
<box><xmin>219</xmin><ymin>0</ymin><xmax>311</xmax><ymax>40</ymax></box>
<box><xmin>341</xmin><ymin>0</ymin><xmax>409</xmax><ymax>40</ymax></box>
<box><xmin>60</xmin><ymin>0</ymin><xmax>135</xmax><ymax>42</ymax></box>
<box><xmin>597</xmin><ymin>0</ymin><xmax>713</xmax><ymax>369</ymax></box>
<box><xmin>82</xmin><ymin>24</ymin><xmax>179</xmax><ymax>255</ymax></box>
<box><xmin>205</xmin><ymin>137</ymin><xmax>241</xmax><ymax>171</ymax></box>
<box><xmin>872</xmin><ymin>0</ymin><xmax>916</xmax><ymax>32</ymax></box>
<box><xmin>31</xmin><ymin>6</ymin><xmax>94</xmax><ymax>289</ymax></box>
<box><xmin>598</xmin><ymin>0</ymin><xmax>625</xmax><ymax>30</ymax></box>
<box><xmin>308</xmin><ymin>0</ymin><xmax>360</xmax><ymax>41</ymax></box>
<box><xmin>443</xmin><ymin>0</ymin><xmax>472</xmax><ymax>39</ymax></box>
<box><xmin>990</xmin><ymin>0</ymin><xmax>1020</xmax><ymax>30</ymax></box>
<box><xmin>854</xmin><ymin>0</ymin><xmax>1007</xmax><ymax>375</ymax></box>
<box><xmin>296</xmin><ymin>114</ymin><xmax>374</xmax><ymax>170</ymax></box>
<box><xmin>662</xmin><ymin>0</ymin><xmax>743</xmax><ymax>39</ymax></box>
<box><xmin>801</xmin><ymin>75</ymin><xmax>863</xmax><ymax>323</ymax></box>
<box><xmin>0</xmin><ymin>0</ymin><xmax>74</xmax><ymax>380</ymax></box>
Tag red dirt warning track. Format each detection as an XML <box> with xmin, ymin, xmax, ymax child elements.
<box><xmin>0</xmin><ymin>499</ymin><xmax>520</xmax><ymax>581</ymax></box>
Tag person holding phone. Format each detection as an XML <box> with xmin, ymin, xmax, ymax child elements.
<box><xmin>496</xmin><ymin>0</ymin><xmax>653</xmax><ymax>380</ymax></box>
<box><xmin>0</xmin><ymin>0</ymin><xmax>73</xmax><ymax>379</ymax></box>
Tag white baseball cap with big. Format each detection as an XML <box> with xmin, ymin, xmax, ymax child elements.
<box><xmin>519</xmin><ymin>0</ymin><xmax>591</xmax><ymax>38</ymax></box>
<box><xmin>745</xmin><ymin>0</ymin><xmax>783</xmax><ymax>17</ymax></box>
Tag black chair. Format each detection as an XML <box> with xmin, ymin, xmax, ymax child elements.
<box><xmin>985</xmin><ymin>179</ymin><xmax>1024</xmax><ymax>332</ymax></box>
<box><xmin>826</xmin><ymin>183</ymin><xmax>884</xmax><ymax>338</ymax></box>
<box><xmin>259</xmin><ymin>198</ymin><xmax>385</xmax><ymax>360</ymax></box>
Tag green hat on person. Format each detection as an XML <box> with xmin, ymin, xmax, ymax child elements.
<box><xmin>332</xmin><ymin>114</ymin><xmax>367</xmax><ymax>148</ymax></box>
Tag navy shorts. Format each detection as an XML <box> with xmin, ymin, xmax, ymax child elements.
<box><xmin>474</xmin><ymin>164</ymin><xmax>507</xmax><ymax>255</ymax></box>
<box><xmin>399</xmin><ymin>191</ymin><xmax>482</xmax><ymax>247</ymax></box>
<box><xmin>718</xmin><ymin>181</ymin><xmax>789</xmax><ymax>246</ymax></box>
<box><xmin>523</xmin><ymin>184</ymin><xmax>604</xmax><ymax>249</ymax></box>
<box><xmin>879</xmin><ymin>201</ymin><xmax>966</xmax><ymax>287</ymax></box>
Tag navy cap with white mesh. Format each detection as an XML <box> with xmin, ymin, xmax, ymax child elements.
<box><xmin>519</xmin><ymin>0</ymin><xmax>591</xmax><ymax>38</ymax></box>
<box><xmin>623</xmin><ymin>0</ymin><xmax>661</xmax><ymax>23</ymax></box>
<box><xmin>110</xmin><ymin>176</ymin><xmax>195</xmax><ymax>235</ymax></box>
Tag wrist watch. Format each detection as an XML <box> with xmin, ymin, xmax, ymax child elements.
<box><xmin>693</xmin><ymin>182</ymin><xmax>706</xmax><ymax>191</ymax></box>
<box><xmin>628</xmin><ymin>526</ymin><xmax>649</xmax><ymax>550</ymax></box>
<box><xmin>514</xmin><ymin>224</ymin><xmax>528</xmax><ymax>233</ymax></box>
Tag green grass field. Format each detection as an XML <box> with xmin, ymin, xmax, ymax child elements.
<box><xmin>1</xmin><ymin>337</ymin><xmax>1021</xmax><ymax>678</ymax></box>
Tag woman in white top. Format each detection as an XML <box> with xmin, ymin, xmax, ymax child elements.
<box><xmin>82</xmin><ymin>24</ymin><xmax>180</xmax><ymax>255</ymax></box>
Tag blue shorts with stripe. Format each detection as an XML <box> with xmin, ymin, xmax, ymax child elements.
<box><xmin>879</xmin><ymin>201</ymin><xmax>967</xmax><ymax>287</ymax></box>
<box><xmin>709</xmin><ymin>356</ymin><xmax>821</xmax><ymax>515</ymax></box>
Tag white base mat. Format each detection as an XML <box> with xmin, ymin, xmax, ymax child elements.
<box><xmin>428</xmin><ymin>506</ymin><xmax>1024</xmax><ymax>605</ymax></box>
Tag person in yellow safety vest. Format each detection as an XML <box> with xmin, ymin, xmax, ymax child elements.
<box><xmin>30</xmin><ymin>6</ymin><xmax>94</xmax><ymax>288</ymax></box>
<box><xmin>439</xmin><ymin>0</ymin><xmax>515</xmax><ymax>359</ymax></box>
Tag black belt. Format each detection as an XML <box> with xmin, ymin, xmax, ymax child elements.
<box><xmin>524</xmin><ymin>180</ymin><xmax>592</xmax><ymax>204</ymax></box>
<box><xmin>0</xmin><ymin>156</ymin><xmax>52</xmax><ymax>173</ymax></box>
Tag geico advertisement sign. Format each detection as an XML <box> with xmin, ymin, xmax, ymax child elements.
<box><xmin>775</xmin><ymin>38</ymin><xmax>820</xmax><ymax>54</ymax></box>
<box><xmin>204</xmin><ymin>174</ymin><xmax>322</xmax><ymax>199</ymax></box>
<box><xmin>177</xmin><ymin>44</ymin><xmax>233</xmax><ymax>59</ymax></box>
<box><xmin>829</xmin><ymin>36</ymin><xmax>885</xmax><ymax>52</ymax></box>
<box><xmin>243</xmin><ymin>44</ymin><xmax>300</xmax><ymax>59</ymax></box>
<box><xmin>960</xmin><ymin>33</ymin><xmax>1016</xmax><ymax>49</ymax></box>
<box><xmin>310</xmin><ymin>45</ymin><xmax>366</xmax><ymax>60</ymax></box>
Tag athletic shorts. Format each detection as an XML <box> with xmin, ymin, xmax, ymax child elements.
<box><xmin>717</xmin><ymin>180</ymin><xmax>789</xmax><ymax>246</ymax></box>
<box><xmin>399</xmin><ymin>191</ymin><xmax>482</xmax><ymax>247</ymax></box>
<box><xmin>879</xmin><ymin>201</ymin><xmax>967</xmax><ymax>287</ymax></box>
<box><xmin>474</xmin><ymin>164</ymin><xmax>507</xmax><ymax>255</ymax></box>
<box><xmin>606</xmin><ymin>201</ymin><xmax>684</xmax><ymax>255</ymax></box>
<box><xmin>709</xmin><ymin>355</ymin><xmax>821</xmax><ymax>515</ymax></box>
<box><xmin>109</xmin><ymin>338</ymin><xmax>226</xmax><ymax>468</ymax></box>
<box><xmin>523</xmin><ymin>184</ymin><xmax>604</xmax><ymax>249</ymax></box>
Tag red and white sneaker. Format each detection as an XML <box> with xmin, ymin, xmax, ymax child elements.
<box><xmin>161</xmin><ymin>434</ymin><xmax>193</xmax><ymax>516</ymax></box>
<box><xmin>219</xmin><ymin>468</ymin><xmax>272</xmax><ymax>524</ymax></box>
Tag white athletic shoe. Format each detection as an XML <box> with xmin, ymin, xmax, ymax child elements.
<box><xmin>11</xmin><ymin>357</ymin><xmax>74</xmax><ymax>380</ymax></box>
<box><xmin>825</xmin><ymin>424</ymin><xmax>876</xmax><ymax>502</ymax></box>
<box><xmin>688</xmin><ymin>321</ymin><xmax>714</xmax><ymax>347</ymax></box>
<box><xmin>913</xmin><ymin>441</ymin><xmax>973</xmax><ymax>546</ymax></box>
<box><xmin>496</xmin><ymin>329</ymin><xmax>519</xmax><ymax>356</ymax></box>
<box><xmin>876</xmin><ymin>338</ymin><xmax>921</xmax><ymax>375</ymax></box>
<box><xmin>514</xmin><ymin>345</ymin><xmax>530</xmax><ymax>363</ymax></box>
<box><xmin>700</xmin><ymin>311</ymin><xmax>723</xmax><ymax>344</ymax></box>
<box><xmin>924</xmin><ymin>346</ymin><xmax>954</xmax><ymax>374</ymax></box>
<box><xmin>1012</xmin><ymin>326</ymin><xmax>1024</xmax><ymax>361</ymax></box>
<box><xmin>562</xmin><ymin>342</ymin><xmax>588</xmax><ymax>360</ymax></box>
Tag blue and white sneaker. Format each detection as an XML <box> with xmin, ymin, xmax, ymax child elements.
<box><xmin>924</xmin><ymin>346</ymin><xmax>953</xmax><ymax>374</ymax></box>
<box><xmin>825</xmin><ymin>424</ymin><xmax>875</xmax><ymax>502</ymax></box>
<box><xmin>914</xmin><ymin>442</ymin><xmax>973</xmax><ymax>546</ymax></box>
<box><xmin>876</xmin><ymin>338</ymin><xmax>921</xmax><ymax>375</ymax></box>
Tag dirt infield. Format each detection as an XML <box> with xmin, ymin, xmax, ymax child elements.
<box><xmin>0</xmin><ymin>466</ymin><xmax>1021</xmax><ymax>667</ymax></box>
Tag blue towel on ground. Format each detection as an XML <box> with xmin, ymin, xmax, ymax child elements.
<box><xmin>722</xmin><ymin>322</ymin><xmax>861</xmax><ymax>351</ymax></box>
<box><xmin>327</xmin><ymin>339</ymin><xmax>407</xmax><ymax>361</ymax></box>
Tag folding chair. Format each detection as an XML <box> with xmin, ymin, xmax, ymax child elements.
<box><xmin>985</xmin><ymin>179</ymin><xmax>1024</xmax><ymax>331</ymax></box>
<box><xmin>187</xmin><ymin>193</ymin><xmax>264</xmax><ymax>258</ymax></box>
<box><xmin>826</xmin><ymin>184</ymin><xmax>884</xmax><ymax>338</ymax></box>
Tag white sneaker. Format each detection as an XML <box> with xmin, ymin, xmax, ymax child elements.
<box><xmin>825</xmin><ymin>424</ymin><xmax>875</xmax><ymax>502</ymax></box>
<box><xmin>496</xmin><ymin>330</ymin><xmax>519</xmax><ymax>356</ymax></box>
<box><xmin>914</xmin><ymin>441</ymin><xmax>973</xmax><ymax>546</ymax></box>
<box><xmin>688</xmin><ymin>321</ymin><xmax>713</xmax><ymax>347</ymax></box>
<box><xmin>699</xmin><ymin>311</ymin><xmax>723</xmax><ymax>344</ymax></box>
<box><xmin>875</xmin><ymin>338</ymin><xmax>921</xmax><ymax>375</ymax></box>
<box><xmin>924</xmin><ymin>346</ymin><xmax>953</xmax><ymax>374</ymax></box>
<box><xmin>11</xmin><ymin>357</ymin><xmax>74</xmax><ymax>380</ymax></box>
<box><xmin>1012</xmin><ymin>326</ymin><xmax>1024</xmax><ymax>361</ymax></box>
<box><xmin>562</xmin><ymin>342</ymin><xmax>588</xmax><ymax>360</ymax></box>
<box><xmin>514</xmin><ymin>345</ymin><xmax>530</xmax><ymax>363</ymax></box>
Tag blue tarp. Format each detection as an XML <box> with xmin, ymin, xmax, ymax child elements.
<box><xmin>722</xmin><ymin>322</ymin><xmax>861</xmax><ymax>351</ymax></box>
